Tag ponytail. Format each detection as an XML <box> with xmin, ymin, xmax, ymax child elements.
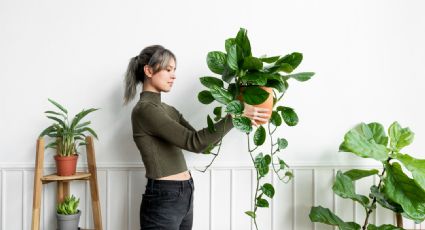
<box><xmin>123</xmin><ymin>45</ymin><xmax>176</xmax><ymax>105</ymax></box>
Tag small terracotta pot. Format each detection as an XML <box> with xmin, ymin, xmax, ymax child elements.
<box><xmin>54</xmin><ymin>154</ymin><xmax>78</xmax><ymax>176</ymax></box>
<box><xmin>240</xmin><ymin>86</ymin><xmax>274</xmax><ymax>125</ymax></box>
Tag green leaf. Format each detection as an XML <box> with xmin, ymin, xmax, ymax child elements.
<box><xmin>278</xmin><ymin>157</ymin><xmax>288</xmax><ymax>170</ymax></box>
<box><xmin>207</xmin><ymin>51</ymin><xmax>227</xmax><ymax>74</ymax></box>
<box><xmin>265</xmin><ymin>79</ymin><xmax>287</xmax><ymax>93</ymax></box>
<box><xmin>370</xmin><ymin>185</ymin><xmax>403</xmax><ymax>213</ymax></box>
<box><xmin>222</xmin><ymin>65</ymin><xmax>236</xmax><ymax>83</ymax></box>
<box><xmin>395</xmin><ymin>153</ymin><xmax>425</xmax><ymax>192</ymax></box>
<box><xmin>261</xmin><ymin>183</ymin><xmax>275</xmax><ymax>198</ymax></box>
<box><xmin>45</xmin><ymin>110</ymin><xmax>67</xmax><ymax>119</ymax></box>
<box><xmin>254</xmin><ymin>153</ymin><xmax>271</xmax><ymax>177</ymax></box>
<box><xmin>367</xmin><ymin>224</ymin><xmax>403</xmax><ymax>230</ymax></box>
<box><xmin>284</xmin><ymin>72</ymin><xmax>315</xmax><ymax>82</ymax></box>
<box><xmin>213</xmin><ymin>106</ymin><xmax>222</xmax><ymax>121</ymax></box>
<box><xmin>200</xmin><ymin>76</ymin><xmax>224</xmax><ymax>89</ymax></box>
<box><xmin>240</xmin><ymin>72</ymin><xmax>268</xmax><ymax>86</ymax></box>
<box><xmin>388</xmin><ymin>121</ymin><xmax>414</xmax><ymax>151</ymax></box>
<box><xmin>48</xmin><ymin>98</ymin><xmax>68</xmax><ymax>114</ymax></box>
<box><xmin>309</xmin><ymin>206</ymin><xmax>361</xmax><ymax>230</ymax></box>
<box><xmin>277</xmin><ymin>138</ymin><xmax>288</xmax><ymax>150</ymax></box>
<box><xmin>232</xmin><ymin>116</ymin><xmax>252</xmax><ymax>133</ymax></box>
<box><xmin>198</xmin><ymin>90</ymin><xmax>215</xmax><ymax>104</ymax></box>
<box><xmin>384</xmin><ymin>162</ymin><xmax>425</xmax><ymax>222</ymax></box>
<box><xmin>227</xmin><ymin>45</ymin><xmax>239</xmax><ymax>71</ymax></box>
<box><xmin>276</xmin><ymin>52</ymin><xmax>303</xmax><ymax>70</ymax></box>
<box><xmin>46</xmin><ymin>116</ymin><xmax>67</xmax><ymax>129</ymax></box>
<box><xmin>277</xmin><ymin>63</ymin><xmax>294</xmax><ymax>73</ymax></box>
<box><xmin>207</xmin><ymin>115</ymin><xmax>215</xmax><ymax>133</ymax></box>
<box><xmin>245</xmin><ymin>211</ymin><xmax>256</xmax><ymax>219</ymax></box>
<box><xmin>254</xmin><ymin>126</ymin><xmax>266</xmax><ymax>146</ymax></box>
<box><xmin>339</xmin><ymin>123</ymin><xmax>389</xmax><ymax>162</ymax></box>
<box><xmin>260</xmin><ymin>56</ymin><xmax>280</xmax><ymax>63</ymax></box>
<box><xmin>242</xmin><ymin>86</ymin><xmax>270</xmax><ymax>105</ymax></box>
<box><xmin>39</xmin><ymin>125</ymin><xmax>56</xmax><ymax>137</ymax></box>
<box><xmin>256</xmin><ymin>198</ymin><xmax>269</xmax><ymax>208</ymax></box>
<box><xmin>235</xmin><ymin>28</ymin><xmax>252</xmax><ymax>58</ymax></box>
<box><xmin>225</xmin><ymin>38</ymin><xmax>236</xmax><ymax>54</ymax></box>
<box><xmin>225</xmin><ymin>100</ymin><xmax>243</xmax><ymax>115</ymax></box>
<box><xmin>333</xmin><ymin>171</ymin><xmax>369</xmax><ymax>207</ymax></box>
<box><xmin>242</xmin><ymin>57</ymin><xmax>263</xmax><ymax>70</ymax></box>
<box><xmin>270</xmin><ymin>111</ymin><xmax>282</xmax><ymax>126</ymax></box>
<box><xmin>343</xmin><ymin>169</ymin><xmax>379</xmax><ymax>181</ymax></box>
<box><xmin>71</xmin><ymin>108</ymin><xmax>98</xmax><ymax>130</ymax></box>
<box><xmin>366</xmin><ymin>122</ymin><xmax>389</xmax><ymax>146</ymax></box>
<box><xmin>277</xmin><ymin>106</ymin><xmax>298</xmax><ymax>126</ymax></box>
<box><xmin>210</xmin><ymin>86</ymin><xmax>233</xmax><ymax>105</ymax></box>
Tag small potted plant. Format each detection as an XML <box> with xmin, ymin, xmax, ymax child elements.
<box><xmin>39</xmin><ymin>98</ymin><xmax>98</xmax><ymax>176</ymax></box>
<box><xmin>56</xmin><ymin>195</ymin><xmax>81</xmax><ymax>230</ymax></box>
<box><xmin>310</xmin><ymin>121</ymin><xmax>425</xmax><ymax>229</ymax></box>
<box><xmin>197</xmin><ymin>28</ymin><xmax>315</xmax><ymax>229</ymax></box>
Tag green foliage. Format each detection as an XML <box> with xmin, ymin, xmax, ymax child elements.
<box><xmin>57</xmin><ymin>195</ymin><xmax>79</xmax><ymax>215</ymax></box>
<box><xmin>197</xmin><ymin>28</ymin><xmax>314</xmax><ymax>230</ymax></box>
<box><xmin>39</xmin><ymin>99</ymin><xmax>99</xmax><ymax>156</ymax></box>
<box><xmin>310</xmin><ymin>121</ymin><xmax>425</xmax><ymax>229</ymax></box>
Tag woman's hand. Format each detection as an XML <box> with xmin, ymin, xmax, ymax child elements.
<box><xmin>243</xmin><ymin>103</ymin><xmax>270</xmax><ymax>126</ymax></box>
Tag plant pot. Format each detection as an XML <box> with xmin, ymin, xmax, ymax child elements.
<box><xmin>56</xmin><ymin>210</ymin><xmax>81</xmax><ymax>230</ymax></box>
<box><xmin>239</xmin><ymin>86</ymin><xmax>274</xmax><ymax>125</ymax></box>
<box><xmin>54</xmin><ymin>154</ymin><xmax>78</xmax><ymax>176</ymax></box>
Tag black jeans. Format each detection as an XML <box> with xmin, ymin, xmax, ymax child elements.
<box><xmin>140</xmin><ymin>177</ymin><xmax>194</xmax><ymax>230</ymax></box>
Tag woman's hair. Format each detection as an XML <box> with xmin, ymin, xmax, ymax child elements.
<box><xmin>123</xmin><ymin>45</ymin><xmax>176</xmax><ymax>104</ymax></box>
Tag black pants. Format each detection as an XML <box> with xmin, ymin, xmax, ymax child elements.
<box><xmin>140</xmin><ymin>177</ymin><xmax>194</xmax><ymax>230</ymax></box>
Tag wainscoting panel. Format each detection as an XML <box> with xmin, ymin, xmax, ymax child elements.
<box><xmin>0</xmin><ymin>165</ymin><xmax>423</xmax><ymax>230</ymax></box>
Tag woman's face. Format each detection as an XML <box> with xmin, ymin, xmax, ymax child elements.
<box><xmin>146</xmin><ymin>58</ymin><xmax>176</xmax><ymax>93</ymax></box>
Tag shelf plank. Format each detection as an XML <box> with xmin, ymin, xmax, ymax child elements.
<box><xmin>41</xmin><ymin>172</ymin><xmax>91</xmax><ymax>183</ymax></box>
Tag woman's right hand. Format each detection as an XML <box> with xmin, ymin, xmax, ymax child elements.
<box><xmin>242</xmin><ymin>103</ymin><xmax>270</xmax><ymax>126</ymax></box>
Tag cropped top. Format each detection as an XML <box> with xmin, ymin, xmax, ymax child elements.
<box><xmin>131</xmin><ymin>91</ymin><xmax>234</xmax><ymax>179</ymax></box>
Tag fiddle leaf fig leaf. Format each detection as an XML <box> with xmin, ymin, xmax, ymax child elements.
<box><xmin>395</xmin><ymin>153</ymin><xmax>425</xmax><ymax>192</ymax></box>
<box><xmin>339</xmin><ymin>123</ymin><xmax>389</xmax><ymax>162</ymax></box>
<box><xmin>198</xmin><ymin>90</ymin><xmax>215</xmax><ymax>104</ymax></box>
<box><xmin>333</xmin><ymin>171</ymin><xmax>369</xmax><ymax>207</ymax></box>
<box><xmin>370</xmin><ymin>185</ymin><xmax>403</xmax><ymax>213</ymax></box>
<box><xmin>270</xmin><ymin>111</ymin><xmax>282</xmax><ymax>126</ymax></box>
<box><xmin>367</xmin><ymin>122</ymin><xmax>389</xmax><ymax>146</ymax></box>
<box><xmin>261</xmin><ymin>183</ymin><xmax>275</xmax><ymax>199</ymax></box>
<box><xmin>254</xmin><ymin>125</ymin><xmax>266</xmax><ymax>146</ymax></box>
<box><xmin>277</xmin><ymin>106</ymin><xmax>299</xmax><ymax>126</ymax></box>
<box><xmin>242</xmin><ymin>86</ymin><xmax>270</xmax><ymax>105</ymax></box>
<box><xmin>309</xmin><ymin>206</ymin><xmax>361</xmax><ymax>230</ymax></box>
<box><xmin>225</xmin><ymin>100</ymin><xmax>243</xmax><ymax>115</ymax></box>
<box><xmin>207</xmin><ymin>51</ymin><xmax>227</xmax><ymax>74</ymax></box>
<box><xmin>388</xmin><ymin>121</ymin><xmax>414</xmax><ymax>151</ymax></box>
<box><xmin>284</xmin><ymin>72</ymin><xmax>315</xmax><ymax>82</ymax></box>
<box><xmin>232</xmin><ymin>116</ymin><xmax>252</xmax><ymax>133</ymax></box>
<box><xmin>367</xmin><ymin>224</ymin><xmax>403</xmax><ymax>230</ymax></box>
<box><xmin>200</xmin><ymin>76</ymin><xmax>224</xmax><ymax>89</ymax></box>
<box><xmin>343</xmin><ymin>169</ymin><xmax>379</xmax><ymax>181</ymax></box>
<box><xmin>210</xmin><ymin>86</ymin><xmax>233</xmax><ymax>105</ymax></box>
<box><xmin>384</xmin><ymin>162</ymin><xmax>425</xmax><ymax>222</ymax></box>
<box><xmin>235</xmin><ymin>28</ymin><xmax>251</xmax><ymax>58</ymax></box>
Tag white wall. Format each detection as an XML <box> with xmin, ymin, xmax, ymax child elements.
<box><xmin>1</xmin><ymin>0</ymin><xmax>425</xmax><ymax>229</ymax></box>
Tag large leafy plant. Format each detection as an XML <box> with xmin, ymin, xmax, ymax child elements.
<box><xmin>310</xmin><ymin>121</ymin><xmax>425</xmax><ymax>230</ymax></box>
<box><xmin>39</xmin><ymin>98</ymin><xmax>99</xmax><ymax>156</ymax></box>
<box><xmin>197</xmin><ymin>28</ymin><xmax>314</xmax><ymax>229</ymax></box>
<box><xmin>57</xmin><ymin>195</ymin><xmax>80</xmax><ymax>215</ymax></box>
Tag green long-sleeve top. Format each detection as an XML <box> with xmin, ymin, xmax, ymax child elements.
<box><xmin>131</xmin><ymin>91</ymin><xmax>234</xmax><ymax>179</ymax></box>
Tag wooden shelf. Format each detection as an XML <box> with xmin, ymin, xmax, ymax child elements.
<box><xmin>41</xmin><ymin>172</ymin><xmax>91</xmax><ymax>183</ymax></box>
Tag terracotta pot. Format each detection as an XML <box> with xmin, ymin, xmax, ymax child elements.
<box><xmin>239</xmin><ymin>86</ymin><xmax>274</xmax><ymax>125</ymax></box>
<box><xmin>54</xmin><ymin>154</ymin><xmax>78</xmax><ymax>176</ymax></box>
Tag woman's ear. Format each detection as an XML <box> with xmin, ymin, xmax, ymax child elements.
<box><xmin>144</xmin><ymin>65</ymin><xmax>153</xmax><ymax>78</ymax></box>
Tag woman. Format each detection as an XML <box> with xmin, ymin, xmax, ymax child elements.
<box><xmin>124</xmin><ymin>45</ymin><xmax>269</xmax><ymax>230</ymax></box>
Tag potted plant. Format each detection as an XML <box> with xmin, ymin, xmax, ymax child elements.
<box><xmin>56</xmin><ymin>194</ymin><xmax>81</xmax><ymax>230</ymax></box>
<box><xmin>197</xmin><ymin>28</ymin><xmax>315</xmax><ymax>229</ymax></box>
<box><xmin>309</xmin><ymin>121</ymin><xmax>425</xmax><ymax>230</ymax></box>
<box><xmin>39</xmin><ymin>98</ymin><xmax>98</xmax><ymax>176</ymax></box>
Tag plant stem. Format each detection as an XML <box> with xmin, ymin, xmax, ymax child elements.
<box><xmin>362</xmin><ymin>164</ymin><xmax>387</xmax><ymax>230</ymax></box>
<box><xmin>247</xmin><ymin>133</ymin><xmax>260</xmax><ymax>230</ymax></box>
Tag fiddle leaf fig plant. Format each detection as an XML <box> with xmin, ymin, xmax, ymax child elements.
<box><xmin>197</xmin><ymin>28</ymin><xmax>314</xmax><ymax>229</ymax></box>
<box><xmin>310</xmin><ymin>121</ymin><xmax>425</xmax><ymax>230</ymax></box>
